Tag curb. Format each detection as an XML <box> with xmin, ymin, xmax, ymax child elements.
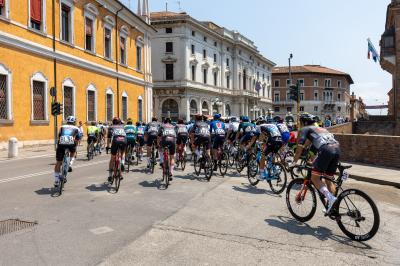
<box><xmin>350</xmin><ymin>174</ymin><xmax>400</xmax><ymax>189</ymax></box>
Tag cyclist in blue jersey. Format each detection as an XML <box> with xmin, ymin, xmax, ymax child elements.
<box><xmin>210</xmin><ymin>114</ymin><xmax>226</xmax><ymax>171</ymax></box>
<box><xmin>54</xmin><ymin>116</ymin><xmax>80</xmax><ymax>187</ymax></box>
<box><xmin>236</xmin><ymin>116</ymin><xmax>256</xmax><ymax>151</ymax></box>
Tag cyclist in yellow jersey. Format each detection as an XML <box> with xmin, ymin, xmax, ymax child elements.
<box><xmin>87</xmin><ymin>121</ymin><xmax>99</xmax><ymax>156</ymax></box>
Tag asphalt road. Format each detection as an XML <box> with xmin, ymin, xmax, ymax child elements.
<box><xmin>0</xmin><ymin>148</ymin><xmax>399</xmax><ymax>266</ymax></box>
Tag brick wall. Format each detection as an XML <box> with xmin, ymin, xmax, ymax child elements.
<box><xmin>334</xmin><ymin>134</ymin><xmax>400</xmax><ymax>168</ymax></box>
<box><xmin>327</xmin><ymin>122</ymin><xmax>353</xmax><ymax>134</ymax></box>
<box><xmin>354</xmin><ymin>121</ymin><xmax>398</xmax><ymax>136</ymax></box>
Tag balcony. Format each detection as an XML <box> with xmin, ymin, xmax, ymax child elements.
<box><xmin>380</xmin><ymin>26</ymin><xmax>396</xmax><ymax>73</ymax></box>
<box><xmin>233</xmin><ymin>90</ymin><xmax>258</xmax><ymax>98</ymax></box>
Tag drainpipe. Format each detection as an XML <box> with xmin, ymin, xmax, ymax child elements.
<box><xmin>52</xmin><ymin>0</ymin><xmax>57</xmax><ymax>150</ymax></box>
<box><xmin>115</xmin><ymin>7</ymin><xmax>123</xmax><ymax>118</ymax></box>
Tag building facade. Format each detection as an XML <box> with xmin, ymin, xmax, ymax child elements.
<box><xmin>150</xmin><ymin>11</ymin><xmax>275</xmax><ymax>122</ymax></box>
<box><xmin>271</xmin><ymin>65</ymin><xmax>353</xmax><ymax>121</ymax></box>
<box><xmin>380</xmin><ymin>0</ymin><xmax>400</xmax><ymax>132</ymax></box>
<box><xmin>0</xmin><ymin>0</ymin><xmax>154</xmax><ymax>145</ymax></box>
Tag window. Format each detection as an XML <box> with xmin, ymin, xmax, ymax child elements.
<box><xmin>314</xmin><ymin>106</ymin><xmax>318</xmax><ymax>112</ymax></box>
<box><xmin>274</xmin><ymin>106</ymin><xmax>280</xmax><ymax>112</ymax></box>
<box><xmin>274</xmin><ymin>93</ymin><xmax>280</xmax><ymax>102</ymax></box>
<box><xmin>30</xmin><ymin>0</ymin><xmax>44</xmax><ymax>31</ymax></box>
<box><xmin>104</xmin><ymin>27</ymin><xmax>112</xmax><ymax>59</ymax></box>
<box><xmin>286</xmin><ymin>79</ymin><xmax>291</xmax><ymax>86</ymax></box>
<box><xmin>136</xmin><ymin>45</ymin><xmax>142</xmax><ymax>70</ymax></box>
<box><xmin>191</xmin><ymin>30</ymin><xmax>196</xmax><ymax>36</ymax></box>
<box><xmin>338</xmin><ymin>106</ymin><xmax>341</xmax><ymax>112</ymax></box>
<box><xmin>287</xmin><ymin>107</ymin><xmax>292</xmax><ymax>112</ymax></box>
<box><xmin>243</xmin><ymin>70</ymin><xmax>247</xmax><ymax>90</ymax></box>
<box><xmin>314</xmin><ymin>92</ymin><xmax>318</xmax><ymax>100</ymax></box>
<box><xmin>166</xmin><ymin>42</ymin><xmax>173</xmax><ymax>53</ymax></box>
<box><xmin>213</xmin><ymin>72</ymin><xmax>218</xmax><ymax>86</ymax></box>
<box><xmin>191</xmin><ymin>65</ymin><xmax>196</xmax><ymax>81</ymax></box>
<box><xmin>227</xmin><ymin>47</ymin><xmax>230</xmax><ymax>52</ymax></box>
<box><xmin>286</xmin><ymin>91</ymin><xmax>291</xmax><ymax>101</ymax></box>
<box><xmin>239</xmin><ymin>50</ymin><xmax>242</xmax><ymax>55</ymax></box>
<box><xmin>337</xmin><ymin>80</ymin><xmax>342</xmax><ymax>88</ymax></box>
<box><xmin>213</xmin><ymin>54</ymin><xmax>217</xmax><ymax>63</ymax></box>
<box><xmin>120</xmin><ymin>36</ymin><xmax>126</xmax><ymax>64</ymax></box>
<box><xmin>298</xmin><ymin>79</ymin><xmax>304</xmax><ymax>87</ymax></box>
<box><xmin>262</xmin><ymin>74</ymin><xmax>265</xmax><ymax>81</ymax></box>
<box><xmin>122</xmin><ymin>94</ymin><xmax>128</xmax><ymax>121</ymax></box>
<box><xmin>274</xmin><ymin>80</ymin><xmax>280</xmax><ymax>87</ymax></box>
<box><xmin>191</xmin><ymin>44</ymin><xmax>195</xmax><ymax>55</ymax></box>
<box><xmin>85</xmin><ymin>17</ymin><xmax>94</xmax><ymax>52</ymax></box>
<box><xmin>226</xmin><ymin>58</ymin><xmax>230</xmax><ymax>67</ymax></box>
<box><xmin>61</xmin><ymin>4</ymin><xmax>71</xmax><ymax>42</ymax></box>
<box><xmin>32</xmin><ymin>80</ymin><xmax>45</xmax><ymax>120</ymax></box>
<box><xmin>106</xmin><ymin>90</ymin><xmax>114</xmax><ymax>122</ymax></box>
<box><xmin>0</xmin><ymin>74</ymin><xmax>9</xmax><ymax>120</ymax></box>
<box><xmin>300</xmin><ymin>106</ymin><xmax>304</xmax><ymax>112</ymax></box>
<box><xmin>214</xmin><ymin>41</ymin><xmax>217</xmax><ymax>47</ymax></box>
<box><xmin>313</xmin><ymin>79</ymin><xmax>318</xmax><ymax>87</ymax></box>
<box><xmin>87</xmin><ymin>85</ymin><xmax>96</xmax><ymax>122</ymax></box>
<box><xmin>203</xmin><ymin>36</ymin><xmax>207</xmax><ymax>42</ymax></box>
<box><xmin>203</xmin><ymin>49</ymin><xmax>207</xmax><ymax>59</ymax></box>
<box><xmin>138</xmin><ymin>97</ymin><xmax>143</xmax><ymax>122</ymax></box>
<box><xmin>226</xmin><ymin>75</ymin><xmax>230</xmax><ymax>89</ymax></box>
<box><xmin>165</xmin><ymin>27</ymin><xmax>172</xmax><ymax>33</ymax></box>
<box><xmin>63</xmin><ymin>86</ymin><xmax>73</xmax><ymax>119</ymax></box>
<box><xmin>203</xmin><ymin>68</ymin><xmax>207</xmax><ymax>84</ymax></box>
<box><xmin>324</xmin><ymin>79</ymin><xmax>331</xmax><ymax>87</ymax></box>
<box><xmin>337</xmin><ymin>93</ymin><xmax>341</xmax><ymax>101</ymax></box>
<box><xmin>300</xmin><ymin>92</ymin><xmax>304</xmax><ymax>101</ymax></box>
<box><xmin>0</xmin><ymin>0</ymin><xmax>9</xmax><ymax>18</ymax></box>
<box><xmin>166</xmin><ymin>64</ymin><xmax>174</xmax><ymax>80</ymax></box>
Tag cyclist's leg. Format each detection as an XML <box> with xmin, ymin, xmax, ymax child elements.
<box><xmin>168</xmin><ymin>140</ymin><xmax>176</xmax><ymax>177</ymax></box>
<box><xmin>108</xmin><ymin>140</ymin><xmax>119</xmax><ymax>182</ymax></box>
<box><xmin>68</xmin><ymin>144</ymin><xmax>77</xmax><ymax>171</ymax></box>
<box><xmin>54</xmin><ymin>144</ymin><xmax>65</xmax><ymax>186</ymax></box>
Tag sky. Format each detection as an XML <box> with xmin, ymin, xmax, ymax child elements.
<box><xmin>123</xmin><ymin>0</ymin><xmax>392</xmax><ymax>115</ymax></box>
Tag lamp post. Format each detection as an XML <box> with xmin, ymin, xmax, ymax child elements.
<box><xmin>288</xmin><ymin>53</ymin><xmax>293</xmax><ymax>86</ymax></box>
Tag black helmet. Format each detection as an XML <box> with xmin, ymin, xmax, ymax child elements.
<box><xmin>164</xmin><ymin>117</ymin><xmax>172</xmax><ymax>124</ymax></box>
<box><xmin>300</xmin><ymin>113</ymin><xmax>316</xmax><ymax>126</ymax></box>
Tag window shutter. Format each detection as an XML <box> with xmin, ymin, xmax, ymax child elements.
<box><xmin>30</xmin><ymin>0</ymin><xmax>42</xmax><ymax>23</ymax></box>
<box><xmin>85</xmin><ymin>18</ymin><xmax>92</xmax><ymax>36</ymax></box>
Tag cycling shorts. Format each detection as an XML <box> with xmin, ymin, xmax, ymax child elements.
<box><xmin>111</xmin><ymin>136</ymin><xmax>127</xmax><ymax>156</ymax></box>
<box><xmin>313</xmin><ymin>144</ymin><xmax>340</xmax><ymax>176</ymax></box>
<box><xmin>265</xmin><ymin>139</ymin><xmax>283</xmax><ymax>155</ymax></box>
<box><xmin>56</xmin><ymin>144</ymin><xmax>76</xmax><ymax>161</ymax></box>
<box><xmin>240</xmin><ymin>133</ymin><xmax>255</xmax><ymax>145</ymax></box>
<box><xmin>127</xmin><ymin>137</ymin><xmax>136</xmax><ymax>148</ymax></box>
<box><xmin>212</xmin><ymin>135</ymin><xmax>226</xmax><ymax>149</ymax></box>
<box><xmin>194</xmin><ymin>135</ymin><xmax>210</xmax><ymax>150</ymax></box>
<box><xmin>137</xmin><ymin>135</ymin><xmax>145</xmax><ymax>147</ymax></box>
<box><xmin>146</xmin><ymin>134</ymin><xmax>158</xmax><ymax>146</ymax></box>
<box><xmin>176</xmin><ymin>135</ymin><xmax>188</xmax><ymax>146</ymax></box>
<box><xmin>161</xmin><ymin>137</ymin><xmax>176</xmax><ymax>156</ymax></box>
<box><xmin>87</xmin><ymin>135</ymin><xmax>97</xmax><ymax>144</ymax></box>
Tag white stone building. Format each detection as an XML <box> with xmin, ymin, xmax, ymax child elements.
<box><xmin>149</xmin><ymin>11</ymin><xmax>275</xmax><ymax>121</ymax></box>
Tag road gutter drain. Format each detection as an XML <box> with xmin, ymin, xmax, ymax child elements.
<box><xmin>0</xmin><ymin>219</ymin><xmax>38</xmax><ymax>236</ymax></box>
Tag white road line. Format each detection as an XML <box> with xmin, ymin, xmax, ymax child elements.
<box><xmin>0</xmin><ymin>159</ymin><xmax>109</xmax><ymax>184</ymax></box>
<box><xmin>89</xmin><ymin>226</ymin><xmax>114</xmax><ymax>235</ymax></box>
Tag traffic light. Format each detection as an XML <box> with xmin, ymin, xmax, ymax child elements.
<box><xmin>51</xmin><ymin>102</ymin><xmax>62</xmax><ymax>116</ymax></box>
<box><xmin>289</xmin><ymin>84</ymin><xmax>299</xmax><ymax>102</ymax></box>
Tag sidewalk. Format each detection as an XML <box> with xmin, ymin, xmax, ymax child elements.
<box><xmin>346</xmin><ymin>162</ymin><xmax>400</xmax><ymax>189</ymax></box>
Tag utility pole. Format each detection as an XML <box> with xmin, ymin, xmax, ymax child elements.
<box><xmin>288</xmin><ymin>53</ymin><xmax>293</xmax><ymax>85</ymax></box>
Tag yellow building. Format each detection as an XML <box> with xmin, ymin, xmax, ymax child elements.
<box><xmin>0</xmin><ymin>0</ymin><xmax>154</xmax><ymax>147</ymax></box>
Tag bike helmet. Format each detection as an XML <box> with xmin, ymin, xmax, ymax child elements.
<box><xmin>177</xmin><ymin>118</ymin><xmax>184</xmax><ymax>124</ymax></box>
<box><xmin>112</xmin><ymin>117</ymin><xmax>121</xmax><ymax>125</ymax></box>
<box><xmin>300</xmin><ymin>113</ymin><xmax>316</xmax><ymax>126</ymax></box>
<box><xmin>213</xmin><ymin>113</ymin><xmax>221</xmax><ymax>120</ymax></box>
<box><xmin>66</xmin><ymin>116</ymin><xmax>76</xmax><ymax>124</ymax></box>
<box><xmin>127</xmin><ymin>118</ymin><xmax>133</xmax><ymax>125</ymax></box>
<box><xmin>230</xmin><ymin>117</ymin><xmax>238</xmax><ymax>123</ymax></box>
<box><xmin>164</xmin><ymin>117</ymin><xmax>172</xmax><ymax>124</ymax></box>
<box><xmin>91</xmin><ymin>121</ymin><xmax>96</xmax><ymax>126</ymax></box>
<box><xmin>195</xmin><ymin>114</ymin><xmax>203</xmax><ymax>121</ymax></box>
<box><xmin>136</xmin><ymin>122</ymin><xmax>141</xmax><ymax>127</ymax></box>
<box><xmin>152</xmin><ymin>117</ymin><xmax>158</xmax><ymax>122</ymax></box>
<box><xmin>241</xmin><ymin>116</ymin><xmax>250</xmax><ymax>122</ymax></box>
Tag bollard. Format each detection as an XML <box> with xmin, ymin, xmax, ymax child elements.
<box><xmin>8</xmin><ymin>137</ymin><xmax>18</xmax><ymax>158</ymax></box>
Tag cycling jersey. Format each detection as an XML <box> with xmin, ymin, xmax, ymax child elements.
<box><xmin>228</xmin><ymin>122</ymin><xmax>240</xmax><ymax>133</ymax></box>
<box><xmin>239</xmin><ymin>122</ymin><xmax>256</xmax><ymax>134</ymax></box>
<box><xmin>146</xmin><ymin>122</ymin><xmax>161</xmax><ymax>136</ymax></box>
<box><xmin>277</xmin><ymin>123</ymin><xmax>290</xmax><ymax>143</ymax></box>
<box><xmin>108</xmin><ymin>125</ymin><xmax>127</xmax><ymax>141</ymax></box>
<box><xmin>96</xmin><ymin>124</ymin><xmax>105</xmax><ymax>135</ymax></box>
<box><xmin>191</xmin><ymin>122</ymin><xmax>210</xmax><ymax>137</ymax></box>
<box><xmin>298</xmin><ymin>126</ymin><xmax>338</xmax><ymax>150</ymax></box>
<box><xmin>136</xmin><ymin>126</ymin><xmax>146</xmax><ymax>136</ymax></box>
<box><xmin>124</xmin><ymin>125</ymin><xmax>137</xmax><ymax>142</ymax></box>
<box><xmin>175</xmin><ymin>124</ymin><xmax>189</xmax><ymax>136</ymax></box>
<box><xmin>87</xmin><ymin>126</ymin><xmax>99</xmax><ymax>137</ymax></box>
<box><xmin>159</xmin><ymin>123</ymin><xmax>177</xmax><ymax>155</ymax></box>
<box><xmin>58</xmin><ymin>125</ymin><xmax>80</xmax><ymax>146</ymax></box>
<box><xmin>210</xmin><ymin>120</ymin><xmax>226</xmax><ymax>136</ymax></box>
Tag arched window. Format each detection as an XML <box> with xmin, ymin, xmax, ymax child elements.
<box><xmin>121</xmin><ymin>91</ymin><xmax>128</xmax><ymax>121</ymax></box>
<box><xmin>190</xmin><ymin>100</ymin><xmax>197</xmax><ymax>115</ymax></box>
<box><xmin>202</xmin><ymin>101</ymin><xmax>209</xmax><ymax>116</ymax></box>
<box><xmin>105</xmin><ymin>88</ymin><xmax>114</xmax><ymax>122</ymax></box>
<box><xmin>62</xmin><ymin>78</ymin><xmax>75</xmax><ymax>120</ymax></box>
<box><xmin>30</xmin><ymin>72</ymin><xmax>48</xmax><ymax>121</ymax></box>
<box><xmin>86</xmin><ymin>84</ymin><xmax>97</xmax><ymax>122</ymax></box>
<box><xmin>138</xmin><ymin>96</ymin><xmax>143</xmax><ymax>122</ymax></box>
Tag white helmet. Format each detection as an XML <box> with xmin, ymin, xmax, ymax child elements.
<box><xmin>66</xmin><ymin>116</ymin><xmax>76</xmax><ymax>124</ymax></box>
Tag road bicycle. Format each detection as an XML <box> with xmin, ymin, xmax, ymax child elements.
<box><xmin>57</xmin><ymin>148</ymin><xmax>71</xmax><ymax>195</ymax></box>
<box><xmin>161</xmin><ymin>146</ymin><xmax>172</xmax><ymax>188</ymax></box>
<box><xmin>148</xmin><ymin>141</ymin><xmax>157</xmax><ymax>174</ymax></box>
<box><xmin>175</xmin><ymin>143</ymin><xmax>187</xmax><ymax>171</ymax></box>
<box><xmin>225</xmin><ymin>141</ymin><xmax>238</xmax><ymax>167</ymax></box>
<box><xmin>87</xmin><ymin>140</ymin><xmax>95</xmax><ymax>161</ymax></box>
<box><xmin>193</xmin><ymin>144</ymin><xmax>213</xmax><ymax>181</ymax></box>
<box><xmin>286</xmin><ymin>164</ymin><xmax>380</xmax><ymax>241</ymax></box>
<box><xmin>213</xmin><ymin>143</ymin><xmax>229</xmax><ymax>177</ymax></box>
<box><xmin>109</xmin><ymin>144</ymin><xmax>124</xmax><ymax>193</ymax></box>
<box><xmin>125</xmin><ymin>144</ymin><xmax>134</xmax><ymax>173</ymax></box>
<box><xmin>248</xmin><ymin>148</ymin><xmax>287</xmax><ymax>194</ymax></box>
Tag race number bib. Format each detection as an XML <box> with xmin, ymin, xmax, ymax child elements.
<box><xmin>163</xmin><ymin>129</ymin><xmax>176</xmax><ymax>137</ymax></box>
<box><xmin>113</xmin><ymin>128</ymin><xmax>126</xmax><ymax>136</ymax></box>
<box><xmin>137</xmin><ymin>128</ymin><xmax>144</xmax><ymax>134</ymax></box>
<box><xmin>59</xmin><ymin>136</ymin><xmax>74</xmax><ymax>145</ymax></box>
<box><xmin>178</xmin><ymin>127</ymin><xmax>187</xmax><ymax>134</ymax></box>
<box><xmin>216</xmin><ymin>128</ymin><xmax>225</xmax><ymax>135</ymax></box>
<box><xmin>245</xmin><ymin>126</ymin><xmax>254</xmax><ymax>133</ymax></box>
<box><xmin>200</xmin><ymin>127</ymin><xmax>209</xmax><ymax>135</ymax></box>
<box><xmin>149</xmin><ymin>126</ymin><xmax>158</xmax><ymax>132</ymax></box>
<box><xmin>125</xmin><ymin>129</ymin><xmax>135</xmax><ymax>134</ymax></box>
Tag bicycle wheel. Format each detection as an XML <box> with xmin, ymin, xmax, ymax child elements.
<box><xmin>228</xmin><ymin>147</ymin><xmax>235</xmax><ymax>167</ymax></box>
<box><xmin>114</xmin><ymin>159</ymin><xmax>122</xmax><ymax>192</ymax></box>
<box><xmin>235</xmin><ymin>151</ymin><xmax>245</xmax><ymax>173</ymax></box>
<box><xmin>193</xmin><ymin>154</ymin><xmax>201</xmax><ymax>176</ymax></box>
<box><xmin>181</xmin><ymin>152</ymin><xmax>186</xmax><ymax>171</ymax></box>
<box><xmin>150</xmin><ymin>148</ymin><xmax>155</xmax><ymax>174</ymax></box>
<box><xmin>204</xmin><ymin>155</ymin><xmax>213</xmax><ymax>181</ymax></box>
<box><xmin>335</xmin><ymin>189</ymin><xmax>380</xmax><ymax>241</ymax></box>
<box><xmin>164</xmin><ymin>158</ymin><xmax>170</xmax><ymax>189</ymax></box>
<box><xmin>219</xmin><ymin>152</ymin><xmax>229</xmax><ymax>176</ymax></box>
<box><xmin>268</xmin><ymin>163</ymin><xmax>287</xmax><ymax>194</ymax></box>
<box><xmin>247</xmin><ymin>153</ymin><xmax>259</xmax><ymax>186</ymax></box>
<box><xmin>286</xmin><ymin>178</ymin><xmax>317</xmax><ymax>222</ymax></box>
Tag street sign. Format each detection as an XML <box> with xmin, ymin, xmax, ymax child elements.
<box><xmin>50</xmin><ymin>87</ymin><xmax>56</xmax><ymax>97</ymax></box>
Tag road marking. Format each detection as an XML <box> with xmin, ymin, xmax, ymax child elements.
<box><xmin>89</xmin><ymin>226</ymin><xmax>114</xmax><ymax>235</ymax></box>
<box><xmin>0</xmin><ymin>159</ymin><xmax>109</xmax><ymax>184</ymax></box>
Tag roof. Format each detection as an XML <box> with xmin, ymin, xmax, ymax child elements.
<box><xmin>150</xmin><ymin>11</ymin><xmax>189</xmax><ymax>20</ymax></box>
<box><xmin>272</xmin><ymin>65</ymin><xmax>354</xmax><ymax>84</ymax></box>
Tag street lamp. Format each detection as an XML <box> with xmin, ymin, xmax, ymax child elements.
<box><xmin>288</xmin><ymin>53</ymin><xmax>293</xmax><ymax>86</ymax></box>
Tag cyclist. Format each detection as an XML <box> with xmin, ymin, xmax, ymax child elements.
<box><xmin>97</xmin><ymin>121</ymin><xmax>106</xmax><ymax>153</ymax></box>
<box><xmin>145</xmin><ymin>117</ymin><xmax>161</xmax><ymax>168</ymax></box>
<box><xmin>54</xmin><ymin>116</ymin><xmax>80</xmax><ymax>187</ymax></box>
<box><xmin>175</xmin><ymin>118</ymin><xmax>189</xmax><ymax>161</ymax></box>
<box><xmin>158</xmin><ymin>117</ymin><xmax>177</xmax><ymax>179</ymax></box>
<box><xmin>210</xmin><ymin>113</ymin><xmax>226</xmax><ymax>171</ymax></box>
<box><xmin>136</xmin><ymin>122</ymin><xmax>146</xmax><ymax>161</ymax></box>
<box><xmin>236</xmin><ymin>116</ymin><xmax>256</xmax><ymax>151</ymax></box>
<box><xmin>87</xmin><ymin>121</ymin><xmax>99</xmax><ymax>157</ymax></box>
<box><xmin>276</xmin><ymin>117</ymin><xmax>290</xmax><ymax>146</ymax></box>
<box><xmin>124</xmin><ymin>118</ymin><xmax>137</xmax><ymax>161</ymax></box>
<box><xmin>227</xmin><ymin>116</ymin><xmax>240</xmax><ymax>145</ymax></box>
<box><xmin>106</xmin><ymin>117</ymin><xmax>127</xmax><ymax>183</ymax></box>
<box><xmin>292</xmin><ymin>114</ymin><xmax>341</xmax><ymax>213</ymax></box>
<box><xmin>190</xmin><ymin>114</ymin><xmax>211</xmax><ymax>159</ymax></box>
